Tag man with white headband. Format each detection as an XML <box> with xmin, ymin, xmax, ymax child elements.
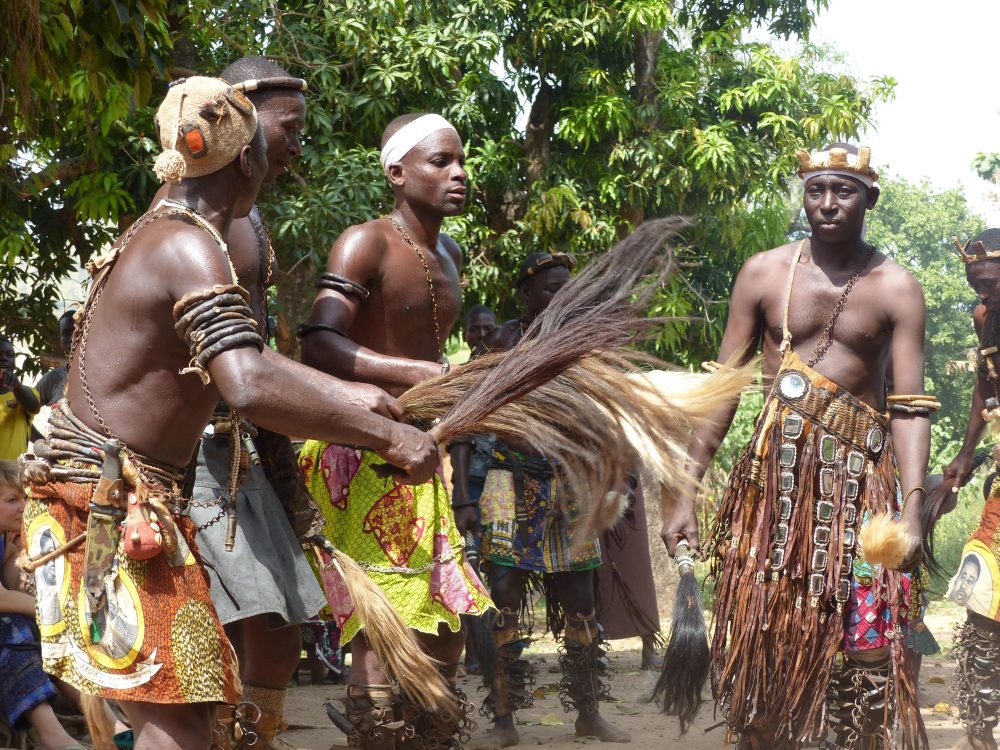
<box><xmin>662</xmin><ymin>143</ymin><xmax>932</xmax><ymax>749</ymax></box>
<box><xmin>299</xmin><ymin>113</ymin><xmax>492</xmax><ymax>748</ymax></box>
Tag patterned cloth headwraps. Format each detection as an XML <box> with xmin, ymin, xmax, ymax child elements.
<box><xmin>380</xmin><ymin>114</ymin><xmax>459</xmax><ymax>175</ymax></box>
<box><xmin>796</xmin><ymin>146</ymin><xmax>879</xmax><ymax>188</ymax></box>
<box><xmin>173</xmin><ymin>284</ymin><xmax>264</xmax><ymax>384</ymax></box>
<box><xmin>154</xmin><ymin>76</ymin><xmax>259</xmax><ymax>183</ymax></box>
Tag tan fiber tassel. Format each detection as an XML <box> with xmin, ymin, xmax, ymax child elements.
<box><xmin>859</xmin><ymin>512</ymin><xmax>914</xmax><ymax>570</ymax></box>
<box><xmin>81</xmin><ymin>693</ymin><xmax>116</xmax><ymax>750</ymax></box>
<box><xmin>399</xmin><ymin>218</ymin><xmax>754</xmax><ymax>533</ymax></box>
<box><xmin>312</xmin><ymin>540</ymin><xmax>456</xmax><ymax>718</ymax></box>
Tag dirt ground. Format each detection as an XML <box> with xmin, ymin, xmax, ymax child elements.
<box><xmin>279</xmin><ymin>601</ymin><xmax>985</xmax><ymax>750</ymax></box>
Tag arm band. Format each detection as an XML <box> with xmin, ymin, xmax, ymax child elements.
<box><xmin>317</xmin><ymin>272</ymin><xmax>370</xmax><ymax>301</ymax></box>
<box><xmin>173</xmin><ymin>284</ymin><xmax>264</xmax><ymax>385</ymax></box>
<box><xmin>296</xmin><ymin>322</ymin><xmax>349</xmax><ymax>340</ymax></box>
<box><xmin>886</xmin><ymin>393</ymin><xmax>940</xmax><ymax>415</ymax></box>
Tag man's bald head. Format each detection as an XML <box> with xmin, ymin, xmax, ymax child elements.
<box><xmin>220</xmin><ymin>56</ymin><xmax>300</xmax><ymax>109</ymax></box>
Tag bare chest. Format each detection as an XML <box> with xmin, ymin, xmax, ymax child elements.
<box><xmin>374</xmin><ymin>243</ymin><xmax>461</xmax><ymax>334</ymax></box>
<box><xmin>763</xmin><ymin>266</ymin><xmax>890</xmax><ymax>360</ymax></box>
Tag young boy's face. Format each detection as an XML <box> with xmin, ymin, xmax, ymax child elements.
<box><xmin>0</xmin><ymin>483</ymin><xmax>25</xmax><ymax>534</ymax></box>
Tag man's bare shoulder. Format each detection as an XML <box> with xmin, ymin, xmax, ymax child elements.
<box><xmin>735</xmin><ymin>242</ymin><xmax>800</xmax><ymax>284</ymax></box>
<box><xmin>439</xmin><ymin>232</ymin><xmax>462</xmax><ymax>267</ymax></box>
<box><xmin>327</xmin><ymin>218</ymin><xmax>390</xmax><ymax>276</ymax></box>
<box><xmin>974</xmin><ymin>304</ymin><xmax>987</xmax><ymax>337</ymax></box>
<box><xmin>870</xmin><ymin>250</ymin><xmax>923</xmax><ymax>300</ymax></box>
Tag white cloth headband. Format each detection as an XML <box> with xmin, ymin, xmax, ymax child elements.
<box><xmin>801</xmin><ymin>150</ymin><xmax>877</xmax><ymax>188</ymax></box>
<box><xmin>380</xmin><ymin>114</ymin><xmax>459</xmax><ymax>175</ymax></box>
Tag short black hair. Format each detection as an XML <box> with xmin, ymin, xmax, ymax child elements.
<box><xmin>219</xmin><ymin>56</ymin><xmax>300</xmax><ymax>109</ymax></box>
<box><xmin>961</xmin><ymin>554</ymin><xmax>982</xmax><ymax>576</ymax></box>
<box><xmin>381</xmin><ymin>113</ymin><xmax>430</xmax><ymax>149</ymax></box>
<box><xmin>464</xmin><ymin>304</ymin><xmax>495</xmax><ymax>326</ymax></box>
<box><xmin>58</xmin><ymin>308</ymin><xmax>76</xmax><ymax>326</ymax></box>
<box><xmin>970</xmin><ymin>228</ymin><xmax>1000</xmax><ymax>253</ymax></box>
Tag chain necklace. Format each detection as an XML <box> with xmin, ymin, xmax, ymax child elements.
<box><xmin>806</xmin><ymin>246</ymin><xmax>875</xmax><ymax>368</ymax></box>
<box><xmin>74</xmin><ymin>201</ymin><xmax>237</xmax><ymax>486</ymax></box>
<box><xmin>388</xmin><ymin>214</ymin><xmax>445</xmax><ymax>365</ymax></box>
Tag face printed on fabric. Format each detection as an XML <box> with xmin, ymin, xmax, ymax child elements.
<box><xmin>803</xmin><ymin>175</ymin><xmax>877</xmax><ymax>243</ymax></box>
<box><xmin>953</xmin><ymin>554</ymin><xmax>982</xmax><ymax>606</ymax></box>
<box><xmin>464</xmin><ymin>312</ymin><xmax>496</xmax><ymax>350</ymax></box>
<box><xmin>256</xmin><ymin>90</ymin><xmax>306</xmax><ymax>183</ymax></box>
<box><xmin>0</xmin><ymin>482</ymin><xmax>25</xmax><ymax>533</ymax></box>
<box><xmin>967</xmin><ymin>261</ymin><xmax>1000</xmax><ymax>309</ymax></box>
<box><xmin>392</xmin><ymin>129</ymin><xmax>467</xmax><ymax>216</ymax></box>
<box><xmin>520</xmin><ymin>266</ymin><xmax>570</xmax><ymax>318</ymax></box>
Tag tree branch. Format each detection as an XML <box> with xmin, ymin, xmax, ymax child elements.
<box><xmin>16</xmin><ymin>157</ymin><xmax>98</xmax><ymax>199</ymax></box>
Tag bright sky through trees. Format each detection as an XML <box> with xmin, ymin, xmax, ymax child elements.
<box><xmin>812</xmin><ymin>0</ymin><xmax>1000</xmax><ymax>221</ymax></box>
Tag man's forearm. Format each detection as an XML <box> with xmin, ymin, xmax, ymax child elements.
<box><xmin>214</xmin><ymin>352</ymin><xmax>398</xmax><ymax>451</ymax></box>
<box><xmin>890</xmin><ymin>414</ymin><xmax>930</xmax><ymax>519</ymax></box>
<box><xmin>449</xmin><ymin>441</ymin><xmax>473</xmax><ymax>506</ymax></box>
<box><xmin>12</xmin><ymin>383</ymin><xmax>39</xmax><ymax>414</ymax></box>
<box><xmin>959</xmin><ymin>376</ymin><xmax>990</xmax><ymax>455</ymax></box>
<box><xmin>300</xmin><ymin>330</ymin><xmax>435</xmax><ymax>391</ymax></box>
<box><xmin>684</xmin><ymin>399</ymin><xmax>743</xmax><ymax>488</ymax></box>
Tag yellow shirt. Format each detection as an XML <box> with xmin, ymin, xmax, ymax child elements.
<box><xmin>0</xmin><ymin>388</ymin><xmax>39</xmax><ymax>460</ymax></box>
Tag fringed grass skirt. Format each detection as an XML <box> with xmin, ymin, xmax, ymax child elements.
<box><xmin>706</xmin><ymin>349</ymin><xmax>920</xmax><ymax>748</ymax></box>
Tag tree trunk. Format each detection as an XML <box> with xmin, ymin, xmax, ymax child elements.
<box><xmin>634</xmin><ymin>30</ymin><xmax>663</xmax><ymax>114</ymax></box>
<box><xmin>621</xmin><ymin>29</ymin><xmax>664</xmax><ymax>232</ymax></box>
<box><xmin>524</xmin><ymin>81</ymin><xmax>555</xmax><ymax>185</ymax></box>
<box><xmin>272</xmin><ymin>256</ymin><xmax>318</xmax><ymax>359</ymax></box>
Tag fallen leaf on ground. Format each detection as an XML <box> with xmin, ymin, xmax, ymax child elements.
<box><xmin>539</xmin><ymin>714</ymin><xmax>566</xmax><ymax>726</ymax></box>
<box><xmin>932</xmin><ymin>702</ymin><xmax>952</xmax><ymax>714</ymax></box>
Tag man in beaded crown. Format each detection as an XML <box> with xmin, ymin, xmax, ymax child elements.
<box><xmin>662</xmin><ymin>142</ymin><xmax>931</xmax><ymax>749</ymax></box>
<box><xmin>939</xmin><ymin>227</ymin><xmax>1000</xmax><ymax>750</ymax></box>
<box><xmin>298</xmin><ymin>113</ymin><xmax>492</xmax><ymax>748</ymax></box>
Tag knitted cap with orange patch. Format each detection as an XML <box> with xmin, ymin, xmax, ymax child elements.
<box><xmin>153</xmin><ymin>76</ymin><xmax>259</xmax><ymax>183</ymax></box>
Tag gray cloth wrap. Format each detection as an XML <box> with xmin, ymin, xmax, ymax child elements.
<box><xmin>188</xmin><ymin>436</ymin><xmax>326</xmax><ymax>626</ymax></box>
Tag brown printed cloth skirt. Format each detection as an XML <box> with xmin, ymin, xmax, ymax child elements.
<box><xmin>706</xmin><ymin>348</ymin><xmax>920</xmax><ymax>748</ymax></box>
<box><xmin>24</xmin><ymin>479</ymin><xmax>241</xmax><ymax>704</ymax></box>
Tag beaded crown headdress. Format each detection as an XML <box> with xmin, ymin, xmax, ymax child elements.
<box><xmin>796</xmin><ymin>146</ymin><xmax>879</xmax><ymax>187</ymax></box>
<box><xmin>953</xmin><ymin>237</ymin><xmax>1000</xmax><ymax>265</ymax></box>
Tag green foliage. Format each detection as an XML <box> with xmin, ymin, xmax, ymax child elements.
<box><xmin>0</xmin><ymin>0</ymin><xmax>171</xmax><ymax>363</ymax></box>
<box><xmin>2</xmin><ymin>0</ymin><xmax>891</xmax><ymax>373</ymax></box>
<box><xmin>863</xmin><ymin>175</ymin><xmax>985</xmax><ymax>454</ymax></box>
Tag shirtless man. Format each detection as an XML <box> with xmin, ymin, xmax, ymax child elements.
<box><xmin>299</xmin><ymin>113</ymin><xmax>492</xmax><ymax>748</ymax></box>
<box><xmin>662</xmin><ymin>144</ymin><xmax>930</xmax><ymax>749</ymax></box>
<box><xmin>938</xmin><ymin>227</ymin><xmax>1000</xmax><ymax>750</ymax></box>
<box><xmin>148</xmin><ymin>57</ymin><xmax>327</xmax><ymax>750</ymax></box>
<box><xmin>21</xmin><ymin>77</ymin><xmax>436</xmax><ymax>750</ymax></box>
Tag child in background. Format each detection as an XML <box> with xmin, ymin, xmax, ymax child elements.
<box><xmin>0</xmin><ymin>459</ymin><xmax>83</xmax><ymax>750</ymax></box>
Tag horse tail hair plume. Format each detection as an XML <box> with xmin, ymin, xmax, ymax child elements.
<box><xmin>652</xmin><ymin>541</ymin><xmax>708</xmax><ymax>733</ymax></box>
